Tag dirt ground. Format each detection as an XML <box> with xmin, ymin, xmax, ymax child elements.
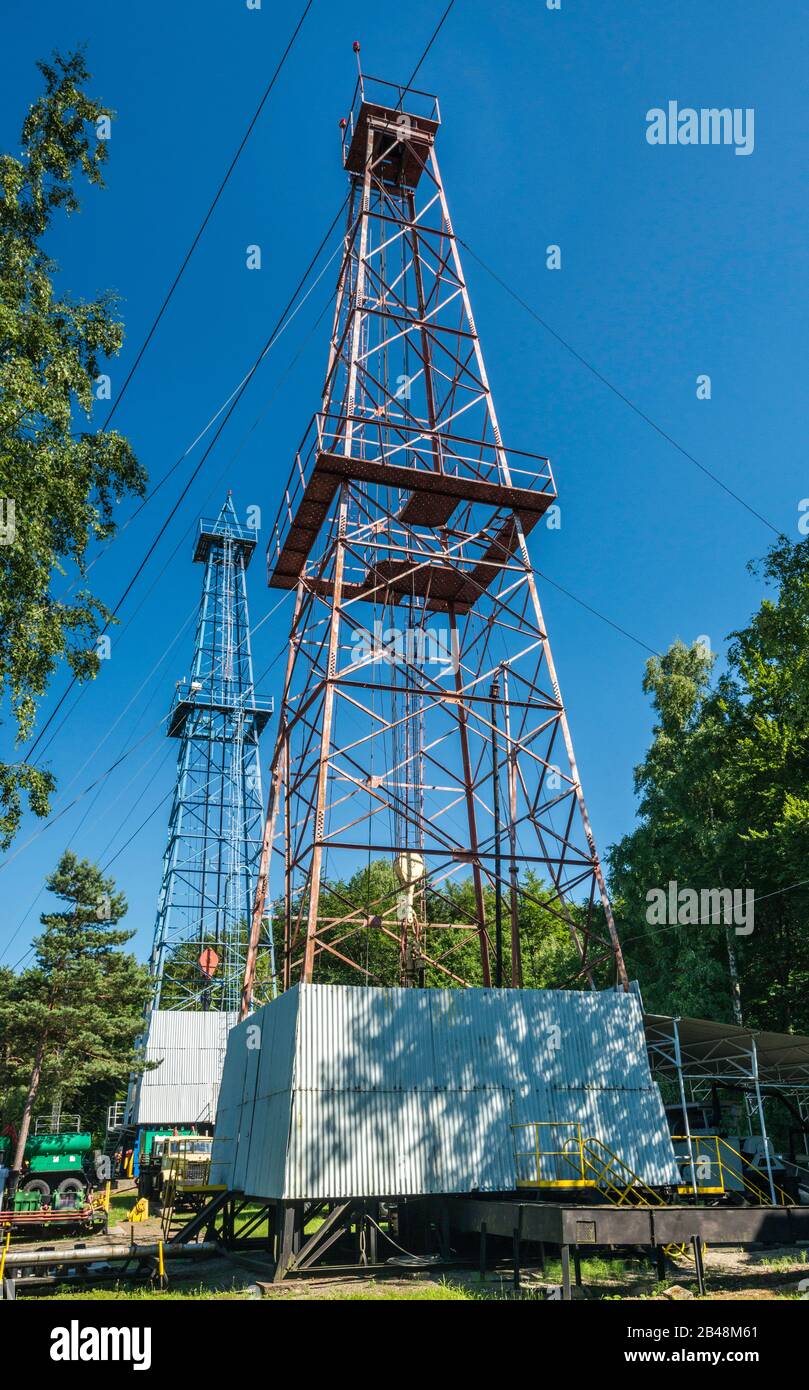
<box><xmin>243</xmin><ymin>1246</ymin><xmax>809</xmax><ymax>1301</ymax></box>
<box><xmin>10</xmin><ymin>1239</ymin><xmax>808</xmax><ymax>1300</ymax></box>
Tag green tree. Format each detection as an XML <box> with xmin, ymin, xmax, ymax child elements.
<box><xmin>517</xmin><ymin>871</ymin><xmax>588</xmax><ymax>989</ymax></box>
<box><xmin>0</xmin><ymin>849</ymin><xmax>151</xmax><ymax>1172</ymax></box>
<box><xmin>608</xmin><ymin>640</ymin><xmax>737</xmax><ymax>1021</ymax></box>
<box><xmin>269</xmin><ymin>859</ymin><xmax>585</xmax><ymax>990</ymax></box>
<box><xmin>0</xmin><ymin>50</ymin><xmax>146</xmax><ymax>847</ymax></box>
<box><xmin>609</xmin><ymin>539</ymin><xmax>809</xmax><ymax>1032</ymax></box>
<box><xmin>157</xmin><ymin>922</ymin><xmax>277</xmax><ymax>1012</ymax></box>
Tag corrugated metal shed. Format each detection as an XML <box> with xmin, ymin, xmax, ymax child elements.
<box><xmin>211</xmin><ymin>986</ymin><xmax>679</xmax><ymax>1198</ymax></box>
<box><xmin>133</xmin><ymin>1010</ymin><xmax>238</xmax><ymax>1126</ymax></box>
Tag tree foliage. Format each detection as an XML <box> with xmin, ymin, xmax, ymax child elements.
<box><xmin>0</xmin><ymin>50</ymin><xmax>146</xmax><ymax>847</ymax></box>
<box><xmin>268</xmin><ymin>859</ymin><xmax>586</xmax><ymax>991</ymax></box>
<box><xmin>157</xmin><ymin>924</ymin><xmax>277</xmax><ymax>1012</ymax></box>
<box><xmin>0</xmin><ymin>850</ymin><xmax>151</xmax><ymax>1150</ymax></box>
<box><xmin>609</xmin><ymin>538</ymin><xmax>809</xmax><ymax>1032</ymax></box>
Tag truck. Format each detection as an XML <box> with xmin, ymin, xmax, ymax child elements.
<box><xmin>137</xmin><ymin>1132</ymin><xmax>214</xmax><ymax>1210</ymax></box>
<box><xmin>0</xmin><ymin>1117</ymin><xmax>101</xmax><ymax>1209</ymax></box>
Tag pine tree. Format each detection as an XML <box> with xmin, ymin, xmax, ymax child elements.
<box><xmin>3</xmin><ymin>850</ymin><xmax>150</xmax><ymax>1175</ymax></box>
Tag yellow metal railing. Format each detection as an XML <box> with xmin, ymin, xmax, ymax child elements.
<box><xmin>511</xmin><ymin>1123</ymin><xmax>665</xmax><ymax>1207</ymax></box>
<box><xmin>512</xmin><ymin>1123</ymin><xmax>795</xmax><ymax>1211</ymax></box>
<box><xmin>672</xmin><ymin>1135</ymin><xmax>794</xmax><ymax>1207</ymax></box>
<box><xmin>512</xmin><ymin>1121</ymin><xmax>592</xmax><ymax>1189</ymax></box>
<box><xmin>579</xmin><ymin>1135</ymin><xmax>666</xmax><ymax>1208</ymax></box>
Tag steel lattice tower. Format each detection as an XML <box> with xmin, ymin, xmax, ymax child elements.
<box><xmin>241</xmin><ymin>74</ymin><xmax>627</xmax><ymax>1010</ymax></box>
<box><xmin>148</xmin><ymin>496</ymin><xmax>273</xmax><ymax>1012</ymax></box>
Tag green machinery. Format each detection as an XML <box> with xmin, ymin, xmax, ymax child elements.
<box><xmin>0</xmin><ymin>1121</ymin><xmax>95</xmax><ymax>1208</ymax></box>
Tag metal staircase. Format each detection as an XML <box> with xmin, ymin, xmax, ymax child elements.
<box><xmin>578</xmin><ymin>1136</ymin><xmax>666</xmax><ymax>1208</ymax></box>
<box><xmin>513</xmin><ymin>1121</ymin><xmax>796</xmax><ymax>1209</ymax></box>
<box><xmin>672</xmin><ymin>1134</ymin><xmax>795</xmax><ymax>1207</ymax></box>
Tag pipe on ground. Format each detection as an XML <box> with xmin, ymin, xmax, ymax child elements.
<box><xmin>3</xmin><ymin>1240</ymin><xmax>219</xmax><ymax>1268</ymax></box>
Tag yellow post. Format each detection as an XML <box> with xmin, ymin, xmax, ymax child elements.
<box><xmin>713</xmin><ymin>1136</ymin><xmax>723</xmax><ymax>1195</ymax></box>
<box><xmin>158</xmin><ymin>1239</ymin><xmax>165</xmax><ymax>1279</ymax></box>
<box><xmin>0</xmin><ymin>1230</ymin><xmax>10</xmax><ymax>1284</ymax></box>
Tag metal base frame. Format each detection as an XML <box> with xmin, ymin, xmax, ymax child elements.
<box><xmin>168</xmin><ymin>1187</ymin><xmax>809</xmax><ymax>1293</ymax></box>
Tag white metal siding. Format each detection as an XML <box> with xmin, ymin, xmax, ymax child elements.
<box><xmin>133</xmin><ymin>1010</ymin><xmax>238</xmax><ymax>1126</ymax></box>
<box><xmin>210</xmin><ymin>990</ymin><xmax>298</xmax><ymax>1190</ymax></box>
<box><xmin>212</xmin><ymin>985</ymin><xmax>679</xmax><ymax>1199</ymax></box>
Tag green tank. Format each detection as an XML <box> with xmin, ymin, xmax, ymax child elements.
<box><xmin>24</xmin><ymin>1132</ymin><xmax>92</xmax><ymax>1158</ymax></box>
<box><xmin>0</xmin><ymin>1128</ymin><xmax>94</xmax><ymax>1202</ymax></box>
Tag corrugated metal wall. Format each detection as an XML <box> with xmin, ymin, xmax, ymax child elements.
<box><xmin>211</xmin><ymin>985</ymin><xmax>679</xmax><ymax>1199</ymax></box>
<box><xmin>210</xmin><ymin>990</ymin><xmax>298</xmax><ymax>1189</ymax></box>
<box><xmin>133</xmin><ymin>1010</ymin><xmax>238</xmax><ymax>1125</ymax></box>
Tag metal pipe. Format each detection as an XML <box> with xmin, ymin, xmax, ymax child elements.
<box><xmin>672</xmin><ymin>1017</ymin><xmax>699</xmax><ymax>1199</ymax></box>
<box><xmin>751</xmin><ymin>1037</ymin><xmax>777</xmax><ymax>1204</ymax></box>
<box><xmin>490</xmin><ymin>676</ymin><xmax>503</xmax><ymax>987</ymax></box>
<box><xmin>2</xmin><ymin>1239</ymin><xmax>219</xmax><ymax>1269</ymax></box>
<box><xmin>502</xmin><ymin>668</ymin><xmax>522</xmax><ymax>988</ymax></box>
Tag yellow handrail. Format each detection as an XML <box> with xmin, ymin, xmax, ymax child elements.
<box><xmin>672</xmin><ymin>1135</ymin><xmax>794</xmax><ymax>1207</ymax></box>
<box><xmin>512</xmin><ymin>1122</ymin><xmax>590</xmax><ymax>1187</ymax></box>
<box><xmin>511</xmin><ymin>1123</ymin><xmax>665</xmax><ymax>1206</ymax></box>
<box><xmin>512</xmin><ymin>1123</ymin><xmax>794</xmax><ymax>1209</ymax></box>
<box><xmin>580</xmin><ymin>1136</ymin><xmax>667</xmax><ymax>1208</ymax></box>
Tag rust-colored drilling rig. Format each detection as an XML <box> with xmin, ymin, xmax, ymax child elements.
<box><xmin>241</xmin><ymin>72</ymin><xmax>627</xmax><ymax>1012</ymax></box>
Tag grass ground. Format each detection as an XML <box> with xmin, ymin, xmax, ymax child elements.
<box><xmin>23</xmin><ymin>1247</ymin><xmax>809</xmax><ymax>1301</ymax></box>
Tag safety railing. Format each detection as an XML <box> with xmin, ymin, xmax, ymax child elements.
<box><xmin>267</xmin><ymin>411</ymin><xmax>556</xmax><ymax>577</ymax></box>
<box><xmin>512</xmin><ymin>1122</ymin><xmax>666</xmax><ymax>1208</ymax></box>
<box><xmin>106</xmin><ymin>1100</ymin><xmax>127</xmax><ymax>1133</ymax></box>
<box><xmin>167</xmin><ymin>683</ymin><xmax>274</xmax><ymax>727</ymax></box>
<box><xmin>196</xmin><ymin>516</ymin><xmax>258</xmax><ymax>548</ymax></box>
<box><xmin>341</xmin><ymin>75</ymin><xmax>441</xmax><ymax>162</ymax></box>
<box><xmin>512</xmin><ymin>1121</ymin><xmax>590</xmax><ymax>1188</ymax></box>
<box><xmin>33</xmin><ymin>1114</ymin><xmax>81</xmax><ymax>1135</ymax></box>
<box><xmin>672</xmin><ymin>1135</ymin><xmax>795</xmax><ymax>1207</ymax></box>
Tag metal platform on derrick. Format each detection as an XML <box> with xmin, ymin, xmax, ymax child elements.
<box><xmin>267</xmin><ymin>414</ymin><xmax>557</xmax><ymax>611</ymax></box>
<box><xmin>341</xmin><ymin>75</ymin><xmax>441</xmax><ymax>188</ymax></box>
<box><xmin>166</xmin><ymin>691</ymin><xmax>274</xmax><ymax>739</ymax></box>
<box><xmin>192</xmin><ymin>515</ymin><xmax>259</xmax><ymax>566</ymax></box>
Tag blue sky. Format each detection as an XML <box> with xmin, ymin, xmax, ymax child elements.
<box><xmin>2</xmin><ymin>0</ymin><xmax>806</xmax><ymax>968</ymax></box>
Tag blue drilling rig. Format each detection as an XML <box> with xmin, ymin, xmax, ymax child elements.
<box><xmin>147</xmin><ymin>495</ymin><xmax>273</xmax><ymax>1015</ymax></box>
